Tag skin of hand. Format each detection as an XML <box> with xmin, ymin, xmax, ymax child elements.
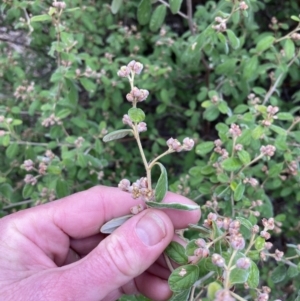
<box><xmin>0</xmin><ymin>186</ymin><xmax>200</xmax><ymax>301</ymax></box>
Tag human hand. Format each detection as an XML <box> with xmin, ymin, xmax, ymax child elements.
<box><xmin>0</xmin><ymin>186</ymin><xmax>200</xmax><ymax>301</ymax></box>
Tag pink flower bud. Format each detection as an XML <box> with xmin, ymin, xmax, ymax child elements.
<box><xmin>182</xmin><ymin>137</ymin><xmax>194</xmax><ymax>151</ymax></box>
<box><xmin>118</xmin><ymin>179</ymin><xmax>131</xmax><ymax>191</ymax></box>
<box><xmin>122</xmin><ymin>114</ymin><xmax>133</xmax><ymax>126</ymax></box>
<box><xmin>230</xmin><ymin>234</ymin><xmax>245</xmax><ymax>250</ymax></box>
<box><xmin>260</xmin><ymin>145</ymin><xmax>276</xmax><ymax>157</ymax></box>
<box><xmin>274</xmin><ymin>249</ymin><xmax>284</xmax><ymax>261</ymax></box>
<box><xmin>137</xmin><ymin>122</ymin><xmax>147</xmax><ymax>132</ymax></box>
<box><xmin>126</xmin><ymin>92</ymin><xmax>134</xmax><ymax>102</ymax></box>
<box><xmin>260</xmin><ymin>230</ymin><xmax>271</xmax><ymax>240</ymax></box>
<box><xmin>23</xmin><ymin>159</ymin><xmax>34</xmax><ymax>171</ymax></box>
<box><xmin>137</xmin><ymin>89</ymin><xmax>149</xmax><ymax>102</ymax></box>
<box><xmin>128</xmin><ymin>60</ymin><xmax>143</xmax><ymax>74</ymax></box>
<box><xmin>229</xmin><ymin>123</ymin><xmax>242</xmax><ymax>137</ymax></box>
<box><xmin>236</xmin><ymin>257</ymin><xmax>251</xmax><ymax>269</ymax></box>
<box><xmin>117</xmin><ymin>65</ymin><xmax>131</xmax><ymax>77</ymax></box>
<box><xmin>264</xmin><ymin>242</ymin><xmax>273</xmax><ymax>250</ymax></box>
<box><xmin>166</xmin><ymin>137</ymin><xmax>182</xmax><ymax>152</ymax></box>
<box><xmin>212</xmin><ymin>253</ymin><xmax>225</xmax><ymax>267</ymax></box>
<box><xmin>195</xmin><ymin>238</ymin><xmax>206</xmax><ymax>248</ymax></box>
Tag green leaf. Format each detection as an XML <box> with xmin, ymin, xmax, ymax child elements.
<box><xmin>287</xmin><ymin>265</ymin><xmax>299</xmax><ymax>278</ymax></box>
<box><xmin>56</xmin><ymin>109</ymin><xmax>71</xmax><ymax>119</ymax></box>
<box><xmin>284</xmin><ymin>39</ymin><xmax>295</xmax><ymax>60</ymax></box>
<box><xmin>195</xmin><ymin>141</ymin><xmax>214</xmax><ymax>156</ymax></box>
<box><xmin>169</xmin><ymin>0</ymin><xmax>183</xmax><ymax>14</ymax></box>
<box><xmin>230</xmin><ymin>267</ymin><xmax>249</xmax><ymax>285</ymax></box>
<box><xmin>256</xmin><ymin>36</ymin><xmax>275</xmax><ymax>53</ymax></box>
<box><xmin>276</xmin><ymin>112</ymin><xmax>294</xmax><ymax>121</ymax></box>
<box><xmin>47</xmin><ymin>165</ymin><xmax>62</xmax><ymax>175</ymax></box>
<box><xmin>234</xmin><ymin>182</ymin><xmax>245</xmax><ymax>201</ymax></box>
<box><xmin>137</xmin><ymin>0</ymin><xmax>152</xmax><ymax>25</ymax></box>
<box><xmin>291</xmin><ymin>15</ymin><xmax>300</xmax><ymax>22</ymax></box>
<box><xmin>103</xmin><ymin>129</ymin><xmax>133</xmax><ymax>142</ymax></box>
<box><xmin>168</xmin><ymin>265</ymin><xmax>199</xmax><ymax>292</ymax></box>
<box><xmin>154</xmin><ymin>163</ymin><xmax>168</xmax><ymax>203</ymax></box>
<box><xmin>227</xmin><ymin>29</ymin><xmax>240</xmax><ymax>49</ymax></box>
<box><xmin>268</xmin><ymin>163</ymin><xmax>283</xmax><ymax>178</ymax></box>
<box><xmin>247</xmin><ymin>260</ymin><xmax>260</xmax><ymax>288</ymax></box>
<box><xmin>237</xmin><ymin>150</ymin><xmax>251</xmax><ymax>165</ymax></box>
<box><xmin>270</xmin><ymin>124</ymin><xmax>287</xmax><ymax>136</ymax></box>
<box><xmin>168</xmin><ymin>289</ymin><xmax>191</xmax><ymax>301</ymax></box>
<box><xmin>252</xmin><ymin>125</ymin><xmax>265</xmax><ymax>139</ymax></box>
<box><xmin>271</xmin><ymin>265</ymin><xmax>287</xmax><ymax>283</ymax></box>
<box><xmin>77</xmin><ymin>152</ymin><xmax>88</xmax><ymax>168</ymax></box>
<box><xmin>255</xmin><ymin>237</ymin><xmax>265</xmax><ymax>250</ymax></box>
<box><xmin>111</xmin><ymin>0</ymin><xmax>123</xmax><ymax>14</ymax></box>
<box><xmin>149</xmin><ymin>5</ymin><xmax>166</xmax><ymax>32</ymax></box>
<box><xmin>5</xmin><ymin>143</ymin><xmax>19</xmax><ymax>159</ymax></box>
<box><xmin>185</xmin><ymin>240</ymin><xmax>200</xmax><ymax>256</ymax></box>
<box><xmin>56</xmin><ymin>179</ymin><xmax>69</xmax><ymax>198</ymax></box>
<box><xmin>80</xmin><ymin>78</ymin><xmax>96</xmax><ymax>93</ymax></box>
<box><xmin>22</xmin><ymin>184</ymin><xmax>34</xmax><ymax>199</ymax></box>
<box><xmin>165</xmin><ymin>241</ymin><xmax>188</xmax><ymax>264</ymax></box>
<box><xmin>65</xmin><ymin>78</ymin><xmax>78</xmax><ymax>106</ymax></box>
<box><xmin>31</xmin><ymin>14</ymin><xmax>52</xmax><ymax>22</ymax></box>
<box><xmin>221</xmin><ymin>158</ymin><xmax>242</xmax><ymax>171</ymax></box>
<box><xmin>0</xmin><ymin>183</ymin><xmax>13</xmax><ymax>199</ymax></box>
<box><xmin>207</xmin><ymin>282</ymin><xmax>223</xmax><ymax>300</ymax></box>
<box><xmin>146</xmin><ymin>201</ymin><xmax>200</xmax><ymax>211</ymax></box>
<box><xmin>128</xmin><ymin>107</ymin><xmax>145</xmax><ymax>123</ymax></box>
<box><xmin>243</xmin><ymin>56</ymin><xmax>258</xmax><ymax>80</ymax></box>
<box><xmin>235</xmin><ymin>217</ymin><xmax>253</xmax><ymax>230</ymax></box>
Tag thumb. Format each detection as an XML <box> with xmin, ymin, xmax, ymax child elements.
<box><xmin>50</xmin><ymin>209</ymin><xmax>174</xmax><ymax>300</ymax></box>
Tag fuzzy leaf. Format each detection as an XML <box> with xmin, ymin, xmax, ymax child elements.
<box><xmin>168</xmin><ymin>265</ymin><xmax>199</xmax><ymax>292</ymax></box>
<box><xmin>149</xmin><ymin>5</ymin><xmax>166</xmax><ymax>32</ymax></box>
<box><xmin>31</xmin><ymin>14</ymin><xmax>52</xmax><ymax>22</ymax></box>
<box><xmin>247</xmin><ymin>260</ymin><xmax>260</xmax><ymax>288</ymax></box>
<box><xmin>234</xmin><ymin>182</ymin><xmax>245</xmax><ymax>201</ymax></box>
<box><xmin>284</xmin><ymin>39</ymin><xmax>295</xmax><ymax>60</ymax></box>
<box><xmin>146</xmin><ymin>202</ymin><xmax>200</xmax><ymax>211</ymax></box>
<box><xmin>168</xmin><ymin>289</ymin><xmax>191</xmax><ymax>301</ymax></box>
<box><xmin>111</xmin><ymin>0</ymin><xmax>123</xmax><ymax>14</ymax></box>
<box><xmin>227</xmin><ymin>29</ymin><xmax>240</xmax><ymax>49</ymax></box>
<box><xmin>196</xmin><ymin>141</ymin><xmax>215</xmax><ymax>156</ymax></box>
<box><xmin>154</xmin><ymin>163</ymin><xmax>168</xmax><ymax>202</ymax></box>
<box><xmin>137</xmin><ymin>0</ymin><xmax>152</xmax><ymax>25</ymax></box>
<box><xmin>221</xmin><ymin>158</ymin><xmax>242</xmax><ymax>171</ymax></box>
<box><xmin>229</xmin><ymin>267</ymin><xmax>249</xmax><ymax>285</ymax></box>
<box><xmin>103</xmin><ymin>129</ymin><xmax>132</xmax><ymax>142</ymax></box>
<box><xmin>100</xmin><ymin>215</ymin><xmax>133</xmax><ymax>234</ymax></box>
<box><xmin>256</xmin><ymin>36</ymin><xmax>275</xmax><ymax>53</ymax></box>
<box><xmin>169</xmin><ymin>0</ymin><xmax>183</xmax><ymax>14</ymax></box>
<box><xmin>165</xmin><ymin>241</ymin><xmax>188</xmax><ymax>264</ymax></box>
<box><xmin>271</xmin><ymin>265</ymin><xmax>287</xmax><ymax>283</ymax></box>
<box><xmin>128</xmin><ymin>107</ymin><xmax>145</xmax><ymax>123</ymax></box>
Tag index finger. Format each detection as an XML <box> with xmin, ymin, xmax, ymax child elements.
<box><xmin>45</xmin><ymin>186</ymin><xmax>200</xmax><ymax>238</ymax></box>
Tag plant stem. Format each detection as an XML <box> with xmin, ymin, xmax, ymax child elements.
<box><xmin>164</xmin><ymin>253</ymin><xmax>175</xmax><ymax>272</ymax></box>
<box><xmin>133</xmin><ymin>124</ymin><xmax>152</xmax><ymax>189</ymax></box>
<box><xmin>224</xmin><ymin>249</ymin><xmax>238</xmax><ymax>289</ymax></box>
<box><xmin>157</xmin><ymin>0</ymin><xmax>188</xmax><ymax>20</ymax></box>
<box><xmin>230</xmin><ymin>291</ymin><xmax>248</xmax><ymax>301</ymax></box>
<box><xmin>148</xmin><ymin>149</ymin><xmax>172</xmax><ymax>170</ymax></box>
<box><xmin>186</xmin><ymin>0</ymin><xmax>194</xmax><ymax>35</ymax></box>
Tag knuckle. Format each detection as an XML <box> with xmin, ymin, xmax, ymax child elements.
<box><xmin>102</xmin><ymin>234</ymin><xmax>141</xmax><ymax>278</ymax></box>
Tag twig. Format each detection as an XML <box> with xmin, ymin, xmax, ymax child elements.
<box><xmin>263</xmin><ymin>53</ymin><xmax>299</xmax><ymax>105</ymax></box>
<box><xmin>186</xmin><ymin>0</ymin><xmax>194</xmax><ymax>35</ymax></box>
<box><xmin>3</xmin><ymin>199</ymin><xmax>35</xmax><ymax>210</ymax></box>
<box><xmin>157</xmin><ymin>0</ymin><xmax>188</xmax><ymax>20</ymax></box>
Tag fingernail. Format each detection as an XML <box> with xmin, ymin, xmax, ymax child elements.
<box><xmin>135</xmin><ymin>211</ymin><xmax>167</xmax><ymax>246</ymax></box>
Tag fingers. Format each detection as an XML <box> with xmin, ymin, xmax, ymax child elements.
<box><xmin>41</xmin><ymin>209</ymin><xmax>174</xmax><ymax>300</ymax></box>
<box><xmin>49</xmin><ymin>186</ymin><xmax>200</xmax><ymax>239</ymax></box>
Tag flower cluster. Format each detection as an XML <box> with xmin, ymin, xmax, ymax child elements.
<box><xmin>126</xmin><ymin>87</ymin><xmax>149</xmax><ymax>103</ymax></box>
<box><xmin>212</xmin><ymin>17</ymin><xmax>227</xmax><ymax>32</ymax></box>
<box><xmin>260</xmin><ymin>145</ymin><xmax>276</xmax><ymax>157</ymax></box>
<box><xmin>229</xmin><ymin>123</ymin><xmax>242</xmax><ymax>138</ymax></box>
<box><xmin>166</xmin><ymin>137</ymin><xmax>194</xmax><ymax>152</ymax></box>
<box><xmin>117</xmin><ymin>60</ymin><xmax>143</xmax><ymax>77</ymax></box>
<box><xmin>41</xmin><ymin>114</ymin><xmax>62</xmax><ymax>127</ymax></box>
<box><xmin>118</xmin><ymin>178</ymin><xmax>154</xmax><ymax>202</ymax></box>
<box><xmin>52</xmin><ymin>1</ymin><xmax>66</xmax><ymax>9</ymax></box>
